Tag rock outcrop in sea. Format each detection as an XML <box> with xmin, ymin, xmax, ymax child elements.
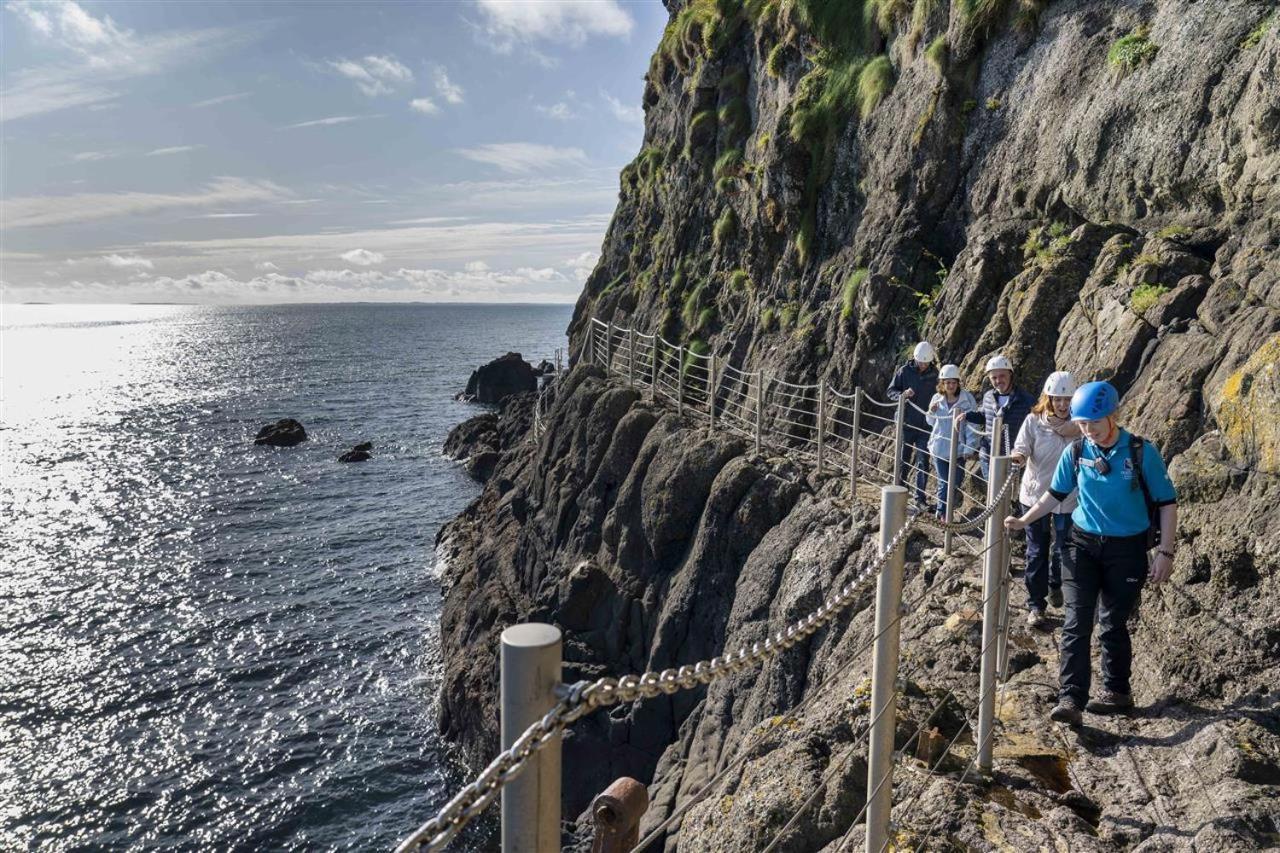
<box><xmin>439</xmin><ymin>1</ymin><xmax>1280</xmax><ymax>849</ymax></box>
<box><xmin>254</xmin><ymin>418</ymin><xmax>307</xmax><ymax>447</ymax></box>
<box><xmin>460</xmin><ymin>352</ymin><xmax>539</xmax><ymax>404</ymax></box>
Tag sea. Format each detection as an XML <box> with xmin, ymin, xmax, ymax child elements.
<box><xmin>0</xmin><ymin>302</ymin><xmax>572</xmax><ymax>851</ymax></box>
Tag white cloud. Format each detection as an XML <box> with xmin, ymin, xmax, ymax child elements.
<box><xmin>474</xmin><ymin>0</ymin><xmax>633</xmax><ymax>51</ymax></box>
<box><xmin>465</xmin><ymin>260</ymin><xmax>490</xmax><ymax>273</ymax></box>
<box><xmin>6</xmin><ymin>177</ymin><xmax>287</xmax><ymax>228</ymax></box>
<box><xmin>601</xmin><ymin>91</ymin><xmax>642</xmax><ymax>124</ymax></box>
<box><xmin>410</xmin><ymin>97</ymin><xmax>440</xmax><ymax>115</ymax></box>
<box><xmin>329</xmin><ymin>54</ymin><xmax>413</xmax><ymax>96</ymax></box>
<box><xmin>563</xmin><ymin>250</ymin><xmax>598</xmax><ymax>281</ymax></box>
<box><xmin>72</xmin><ymin>150</ymin><xmax>118</xmax><ymax>162</ymax></box>
<box><xmin>255</xmin><ymin>261</ymin><xmax>280</xmax><ymax>271</ymax></box>
<box><xmin>537</xmin><ymin>101</ymin><xmax>575</xmax><ymax>120</ymax></box>
<box><xmin>191</xmin><ymin>91</ymin><xmax>250</xmax><ymax>108</ymax></box>
<box><xmin>432</xmin><ymin>66</ymin><xmax>465</xmax><ymax>104</ymax></box>
<box><xmin>341</xmin><ymin>248</ymin><xmax>386</xmax><ymax>265</ymax></box>
<box><xmin>282</xmin><ymin>114</ymin><xmax>380</xmax><ymax>129</ymax></box>
<box><xmin>3</xmin><ymin>2</ymin><xmax>249</xmax><ymax>120</ymax></box>
<box><xmin>103</xmin><ymin>253</ymin><xmax>153</xmax><ymax>269</ymax></box>
<box><xmin>200</xmin><ymin>212</ymin><xmax>259</xmax><ymax>218</ymax></box>
<box><xmin>454</xmin><ymin>142</ymin><xmax>588</xmax><ymax>174</ymax></box>
<box><xmin>147</xmin><ymin>144</ymin><xmax>203</xmax><ymax>156</ymax></box>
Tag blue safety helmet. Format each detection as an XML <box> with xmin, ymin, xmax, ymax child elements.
<box><xmin>1070</xmin><ymin>381</ymin><xmax>1119</xmax><ymax>421</ymax></box>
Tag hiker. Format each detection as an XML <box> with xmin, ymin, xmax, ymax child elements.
<box><xmin>925</xmin><ymin>364</ymin><xmax>977</xmax><ymax>521</ymax></box>
<box><xmin>1010</xmin><ymin>371</ymin><xmax>1079</xmax><ymax>630</ymax></box>
<box><xmin>1003</xmin><ymin>381</ymin><xmax>1178</xmax><ymax>726</ymax></box>
<box><xmin>957</xmin><ymin>355</ymin><xmax>1035</xmax><ymax>479</ymax></box>
<box><xmin>887</xmin><ymin>342</ymin><xmax>939</xmax><ymax>509</ymax></box>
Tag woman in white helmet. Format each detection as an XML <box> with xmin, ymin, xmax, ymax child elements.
<box><xmin>1011</xmin><ymin>370</ymin><xmax>1081</xmax><ymax>629</ymax></box>
<box><xmin>925</xmin><ymin>364</ymin><xmax>977</xmax><ymax>520</ymax></box>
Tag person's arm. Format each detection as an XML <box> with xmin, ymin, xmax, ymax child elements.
<box><xmin>1149</xmin><ymin>504</ymin><xmax>1178</xmax><ymax>583</ymax></box>
<box><xmin>1006</xmin><ymin>444</ymin><xmax>1075</xmax><ymax>530</ymax></box>
<box><xmin>1011</xmin><ymin>418</ymin><xmax>1033</xmax><ymax>465</ymax></box>
<box><xmin>1005</xmin><ymin>491</ymin><xmax>1059</xmax><ymax>530</ymax></box>
<box><xmin>887</xmin><ymin>365</ymin><xmax>905</xmax><ymax>401</ymax></box>
<box><xmin>925</xmin><ymin>394</ymin><xmax>942</xmax><ymax>426</ymax></box>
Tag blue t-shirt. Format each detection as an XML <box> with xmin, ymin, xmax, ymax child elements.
<box><xmin>1048</xmin><ymin>429</ymin><xmax>1177</xmax><ymax>536</ymax></box>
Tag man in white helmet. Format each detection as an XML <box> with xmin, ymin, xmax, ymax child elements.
<box><xmin>887</xmin><ymin>341</ymin><xmax>939</xmax><ymax>508</ymax></box>
<box><xmin>958</xmin><ymin>353</ymin><xmax>1036</xmax><ymax>479</ymax></box>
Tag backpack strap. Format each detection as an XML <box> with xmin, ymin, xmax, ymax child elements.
<box><xmin>1071</xmin><ymin>437</ymin><xmax>1085</xmax><ymax>479</ymax></box>
<box><xmin>1129</xmin><ymin>434</ymin><xmax>1153</xmax><ymax>505</ymax></box>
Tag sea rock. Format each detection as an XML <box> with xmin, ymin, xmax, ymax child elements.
<box><xmin>254</xmin><ymin>418</ymin><xmax>307</xmax><ymax>447</ymax></box>
<box><xmin>461</xmin><ymin>352</ymin><xmax>538</xmax><ymax>404</ymax></box>
<box><xmin>534</xmin><ymin>359</ymin><xmax>556</xmax><ymax>375</ymax></box>
<box><xmin>337</xmin><ymin>444</ymin><xmax>372</xmax><ymax>463</ymax></box>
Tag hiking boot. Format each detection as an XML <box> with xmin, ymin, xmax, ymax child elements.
<box><xmin>1049</xmin><ymin>699</ymin><xmax>1084</xmax><ymax>726</ymax></box>
<box><xmin>1027</xmin><ymin>608</ymin><xmax>1048</xmax><ymax>630</ymax></box>
<box><xmin>1049</xmin><ymin>587</ymin><xmax>1064</xmax><ymax>608</ymax></box>
<box><xmin>1086</xmin><ymin>691</ymin><xmax>1134</xmax><ymax>715</ymax></box>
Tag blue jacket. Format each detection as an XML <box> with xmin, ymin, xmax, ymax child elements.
<box><xmin>886</xmin><ymin>361</ymin><xmax>938</xmax><ymax>430</ymax></box>
<box><xmin>964</xmin><ymin>386</ymin><xmax>1035</xmax><ymax>456</ymax></box>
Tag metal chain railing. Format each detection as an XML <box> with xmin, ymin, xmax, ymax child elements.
<box><xmin>396</xmin><ymin>516</ymin><xmax>920</xmax><ymax>852</ymax></box>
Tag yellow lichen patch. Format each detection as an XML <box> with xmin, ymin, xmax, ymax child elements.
<box><xmin>1215</xmin><ymin>334</ymin><xmax>1280</xmax><ymax>473</ymax></box>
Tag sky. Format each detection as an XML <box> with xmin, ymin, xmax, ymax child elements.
<box><xmin>0</xmin><ymin>0</ymin><xmax>668</xmax><ymax>304</ymax></box>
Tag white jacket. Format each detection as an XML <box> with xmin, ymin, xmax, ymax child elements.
<box><xmin>1013</xmin><ymin>413</ymin><xmax>1078</xmax><ymax>513</ymax></box>
<box><xmin>924</xmin><ymin>391</ymin><xmax>978</xmax><ymax>459</ymax></box>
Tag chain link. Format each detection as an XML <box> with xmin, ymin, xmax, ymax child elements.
<box><xmin>916</xmin><ymin>463</ymin><xmax>1022</xmax><ymax>533</ymax></box>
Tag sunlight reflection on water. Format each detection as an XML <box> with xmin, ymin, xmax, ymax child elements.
<box><xmin>0</xmin><ymin>303</ymin><xmax>569</xmax><ymax>850</ymax></box>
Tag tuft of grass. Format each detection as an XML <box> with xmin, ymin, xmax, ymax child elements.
<box><xmin>715</xmin><ymin>176</ymin><xmax>737</xmax><ymax>193</ymax></box>
<box><xmin>957</xmin><ymin>0</ymin><xmax>1016</xmax><ymax>36</ymax></box>
<box><xmin>687</xmin><ymin>108</ymin><xmax>719</xmax><ymax>153</ymax></box>
<box><xmin>778</xmin><ymin>302</ymin><xmax>798</xmax><ymax>331</ymax></box>
<box><xmin>729</xmin><ymin>269</ymin><xmax>752</xmax><ymax>292</ymax></box>
<box><xmin>681</xmin><ymin>281</ymin><xmax>706</xmax><ymax>328</ymax></box>
<box><xmin>961</xmin><ymin>98</ymin><xmax>978</xmax><ymax>113</ymax></box>
<box><xmin>985</xmin><ymin>96</ymin><xmax>1002</xmax><ymax>110</ymax></box>
<box><xmin>1022</xmin><ymin>223</ymin><xmax>1072</xmax><ymax>265</ymax></box>
<box><xmin>1132</xmin><ymin>252</ymin><xmax>1163</xmax><ymax>268</ymax></box>
<box><xmin>909</xmin><ymin>0</ymin><xmax>940</xmax><ymax>49</ymax></box>
<box><xmin>856</xmin><ymin>56</ymin><xmax>895</xmax><ymax>119</ymax></box>
<box><xmin>925</xmin><ymin>35</ymin><xmax>948</xmax><ymax>72</ymax></box>
<box><xmin>756</xmin><ymin>131</ymin><xmax>771</xmax><ymax>151</ymax></box>
<box><xmin>1108</xmin><ymin>26</ymin><xmax>1158</xmax><ymax>75</ymax></box>
<box><xmin>1241</xmin><ymin>13</ymin><xmax>1274</xmax><ymax>49</ymax></box>
<box><xmin>1156</xmin><ymin>224</ymin><xmax>1192</xmax><ymax>240</ymax></box>
<box><xmin>797</xmin><ymin>208</ymin><xmax>817</xmax><ymax>265</ymax></box>
<box><xmin>869</xmin><ymin>0</ymin><xmax>910</xmax><ymax>36</ymax></box>
<box><xmin>1130</xmin><ymin>283</ymin><xmax>1169</xmax><ymax>314</ymax></box>
<box><xmin>714</xmin><ymin>147</ymin><xmax>744</xmax><ymax>179</ymax></box>
<box><xmin>766</xmin><ymin>42</ymin><xmax>788</xmax><ymax>77</ymax></box>
<box><xmin>760</xmin><ymin>306</ymin><xmax>777</xmax><ymax>331</ymax></box>
<box><xmin>714</xmin><ymin>206</ymin><xmax>738</xmax><ymax>246</ymax></box>
<box><xmin>718</xmin><ymin>97</ymin><xmax>751</xmax><ymax>139</ymax></box>
<box><xmin>841</xmin><ymin>267</ymin><xmax>869</xmax><ymax>320</ymax></box>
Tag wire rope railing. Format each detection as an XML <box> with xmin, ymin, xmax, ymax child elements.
<box><xmin>404</xmin><ymin>318</ymin><xmax>1031</xmax><ymax>852</ymax></box>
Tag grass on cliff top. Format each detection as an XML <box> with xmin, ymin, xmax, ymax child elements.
<box><xmin>1109</xmin><ymin>26</ymin><xmax>1159</xmax><ymax>74</ymax></box>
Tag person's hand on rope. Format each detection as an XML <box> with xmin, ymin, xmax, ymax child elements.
<box><xmin>903</xmin><ymin>388</ymin><xmax>915</xmax><ymax>399</ymax></box>
<box><xmin>1003</xmin><ymin>514</ymin><xmax>1028</xmax><ymax>531</ymax></box>
<box><xmin>1148</xmin><ymin>551</ymin><xmax>1174</xmax><ymax>584</ymax></box>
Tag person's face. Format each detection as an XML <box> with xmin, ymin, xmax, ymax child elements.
<box><xmin>1079</xmin><ymin>416</ymin><xmax>1114</xmax><ymax>443</ymax></box>
<box><xmin>989</xmin><ymin>370</ymin><xmax>1013</xmax><ymax>393</ymax></box>
<box><xmin>1050</xmin><ymin>396</ymin><xmax>1071</xmax><ymax>419</ymax></box>
<box><xmin>943</xmin><ymin>379</ymin><xmax>959</xmax><ymax>395</ymax></box>
<box><xmin>916</xmin><ymin>359</ymin><xmax>932</xmax><ymax>372</ymax></box>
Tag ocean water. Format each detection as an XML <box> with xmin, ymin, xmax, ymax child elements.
<box><xmin>0</xmin><ymin>303</ymin><xmax>571</xmax><ymax>851</ymax></box>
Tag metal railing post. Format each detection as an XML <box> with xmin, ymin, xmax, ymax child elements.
<box><xmin>977</xmin><ymin>453</ymin><xmax>1011</xmax><ymax>775</ymax></box>
<box><xmin>707</xmin><ymin>354</ymin><xmax>717</xmax><ymax>431</ymax></box>
<box><xmin>816</xmin><ymin>384</ymin><xmax>826</xmax><ymax>475</ymax></box>
<box><xmin>586</xmin><ymin>324</ymin><xmax>595</xmax><ymax>366</ymax></box>
<box><xmin>650</xmin><ymin>336</ymin><xmax>659</xmax><ymax>401</ymax></box>
<box><xmin>754</xmin><ymin>371</ymin><xmax>764</xmax><ymax>456</ymax></box>
<box><xmin>628</xmin><ymin>327</ymin><xmax>636</xmax><ymax>388</ymax></box>
<box><xmin>501</xmin><ymin>623</ymin><xmax>562</xmax><ymax>853</ymax></box>
<box><xmin>892</xmin><ymin>396</ymin><xmax>906</xmax><ymax>487</ymax></box>
<box><xmin>850</xmin><ymin>388</ymin><xmax>862</xmax><ymax>492</ymax></box>
<box><xmin>676</xmin><ymin>345</ymin><xmax>685</xmax><ymax>416</ymax></box>
<box><xmin>943</xmin><ymin>411</ymin><xmax>961</xmax><ymax>556</ymax></box>
<box><xmin>606</xmin><ymin>321</ymin><xmax>615</xmax><ymax>373</ymax></box>
<box><xmin>865</xmin><ymin>485</ymin><xmax>908</xmax><ymax>853</ymax></box>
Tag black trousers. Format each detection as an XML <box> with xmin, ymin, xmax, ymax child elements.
<box><xmin>1060</xmin><ymin>529</ymin><xmax>1148</xmax><ymax>704</ymax></box>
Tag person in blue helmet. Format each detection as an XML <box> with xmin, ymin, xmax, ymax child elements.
<box><xmin>1003</xmin><ymin>381</ymin><xmax>1178</xmax><ymax>726</ymax></box>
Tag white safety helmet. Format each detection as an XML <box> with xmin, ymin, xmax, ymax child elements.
<box><xmin>984</xmin><ymin>354</ymin><xmax>1013</xmax><ymax>373</ymax></box>
<box><xmin>913</xmin><ymin>341</ymin><xmax>936</xmax><ymax>363</ymax></box>
<box><xmin>939</xmin><ymin>364</ymin><xmax>961</xmax><ymax>380</ymax></box>
<box><xmin>1043</xmin><ymin>370</ymin><xmax>1077</xmax><ymax>397</ymax></box>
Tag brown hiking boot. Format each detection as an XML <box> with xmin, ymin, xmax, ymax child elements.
<box><xmin>1049</xmin><ymin>698</ymin><xmax>1083</xmax><ymax>726</ymax></box>
<box><xmin>1087</xmin><ymin>691</ymin><xmax>1134</xmax><ymax>714</ymax></box>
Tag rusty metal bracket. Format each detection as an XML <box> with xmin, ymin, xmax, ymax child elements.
<box><xmin>590</xmin><ymin>777</ymin><xmax>649</xmax><ymax>853</ymax></box>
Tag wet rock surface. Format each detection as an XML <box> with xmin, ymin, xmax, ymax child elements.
<box><xmin>461</xmin><ymin>352</ymin><xmax>538</xmax><ymax>404</ymax></box>
<box><xmin>253</xmin><ymin>418</ymin><xmax>307</xmax><ymax>447</ymax></box>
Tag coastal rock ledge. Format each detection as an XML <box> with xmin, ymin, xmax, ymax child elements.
<box><xmin>254</xmin><ymin>418</ymin><xmax>307</xmax><ymax>447</ymax></box>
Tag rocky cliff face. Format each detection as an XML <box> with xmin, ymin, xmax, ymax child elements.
<box><xmin>439</xmin><ymin>1</ymin><xmax>1280</xmax><ymax>849</ymax></box>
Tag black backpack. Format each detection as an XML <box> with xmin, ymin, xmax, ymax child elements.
<box><xmin>1071</xmin><ymin>433</ymin><xmax>1159</xmax><ymax>548</ymax></box>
